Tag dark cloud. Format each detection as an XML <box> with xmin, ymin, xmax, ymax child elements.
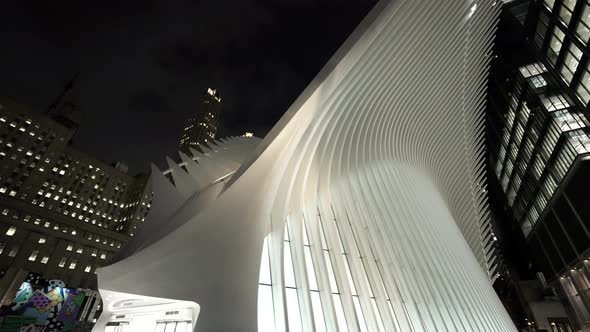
<box><xmin>0</xmin><ymin>0</ymin><xmax>378</xmax><ymax>172</ymax></box>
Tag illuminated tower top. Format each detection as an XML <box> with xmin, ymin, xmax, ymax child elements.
<box><xmin>178</xmin><ymin>88</ymin><xmax>222</xmax><ymax>155</ymax></box>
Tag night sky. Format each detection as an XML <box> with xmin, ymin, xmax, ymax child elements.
<box><xmin>0</xmin><ymin>0</ymin><xmax>377</xmax><ymax>173</ymax></box>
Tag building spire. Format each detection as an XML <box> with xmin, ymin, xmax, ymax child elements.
<box><xmin>46</xmin><ymin>72</ymin><xmax>81</xmax><ymax>130</ymax></box>
<box><xmin>47</xmin><ymin>72</ymin><xmax>79</xmax><ymax>115</ymax></box>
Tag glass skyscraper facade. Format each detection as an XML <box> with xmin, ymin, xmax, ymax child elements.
<box><xmin>486</xmin><ymin>0</ymin><xmax>590</xmax><ymax>328</ymax></box>
<box><xmin>534</xmin><ymin>0</ymin><xmax>590</xmax><ymax>106</ymax></box>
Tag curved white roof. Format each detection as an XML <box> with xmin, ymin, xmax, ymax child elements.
<box><xmin>95</xmin><ymin>1</ymin><xmax>514</xmax><ymax>331</ymax></box>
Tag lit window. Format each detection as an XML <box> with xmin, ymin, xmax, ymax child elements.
<box><xmin>58</xmin><ymin>257</ymin><xmax>67</xmax><ymax>267</ymax></box>
<box><xmin>6</xmin><ymin>226</ymin><xmax>16</xmax><ymax>236</ymax></box>
<box><xmin>552</xmin><ymin>110</ymin><xmax>587</xmax><ymax>132</ymax></box>
<box><xmin>576</xmin><ymin>3</ymin><xmax>590</xmax><ymax>42</ymax></box>
<box><xmin>76</xmin><ymin>247</ymin><xmax>83</xmax><ymax>254</ymax></box>
<box><xmin>28</xmin><ymin>250</ymin><xmax>39</xmax><ymax>262</ymax></box>
<box><xmin>91</xmin><ymin>249</ymin><xmax>98</xmax><ymax>257</ymax></box>
<box><xmin>569</xmin><ymin>130</ymin><xmax>590</xmax><ymax>154</ymax></box>
<box><xmin>84</xmin><ymin>265</ymin><xmax>92</xmax><ymax>273</ymax></box>
<box><xmin>68</xmin><ymin>259</ymin><xmax>77</xmax><ymax>270</ymax></box>
<box><xmin>530</xmin><ymin>75</ymin><xmax>547</xmax><ymax>88</ymax></box>
<box><xmin>576</xmin><ymin>69</ymin><xmax>590</xmax><ymax>105</ymax></box>
<box><xmin>519</xmin><ymin>63</ymin><xmax>547</xmax><ymax>78</ymax></box>
<box><xmin>560</xmin><ymin>43</ymin><xmax>582</xmax><ymax>84</ymax></box>
<box><xmin>547</xmin><ymin>27</ymin><xmax>565</xmax><ymax>64</ymax></box>
<box><xmin>258</xmin><ymin>283</ymin><xmax>275</xmax><ymax>331</ymax></box>
<box><xmin>542</xmin><ymin>95</ymin><xmax>570</xmax><ymax>111</ymax></box>
<box><xmin>38</xmin><ymin>237</ymin><xmax>46</xmax><ymax>244</ymax></box>
<box><xmin>66</xmin><ymin>244</ymin><xmax>73</xmax><ymax>251</ymax></box>
<box><xmin>100</xmin><ymin>253</ymin><xmax>107</xmax><ymax>260</ymax></box>
<box><xmin>40</xmin><ymin>256</ymin><xmax>49</xmax><ymax>264</ymax></box>
<box><xmin>559</xmin><ymin>0</ymin><xmax>576</xmax><ymax>25</ymax></box>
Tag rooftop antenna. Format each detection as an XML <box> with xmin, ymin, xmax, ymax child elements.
<box><xmin>46</xmin><ymin>72</ymin><xmax>79</xmax><ymax>115</ymax></box>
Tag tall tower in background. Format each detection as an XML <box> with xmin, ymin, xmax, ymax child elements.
<box><xmin>178</xmin><ymin>88</ymin><xmax>222</xmax><ymax>155</ymax></box>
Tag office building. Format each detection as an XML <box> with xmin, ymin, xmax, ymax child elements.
<box><xmin>485</xmin><ymin>0</ymin><xmax>590</xmax><ymax>329</ymax></box>
<box><xmin>0</xmin><ymin>97</ymin><xmax>152</xmax><ymax>330</ymax></box>
<box><xmin>178</xmin><ymin>88</ymin><xmax>222</xmax><ymax>155</ymax></box>
<box><xmin>488</xmin><ymin>60</ymin><xmax>590</xmax><ymax>330</ymax></box>
<box><xmin>93</xmin><ymin>1</ymin><xmax>515</xmax><ymax>331</ymax></box>
<box><xmin>531</xmin><ymin>0</ymin><xmax>590</xmax><ymax>108</ymax></box>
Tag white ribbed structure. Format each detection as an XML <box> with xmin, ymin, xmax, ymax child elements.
<box><xmin>113</xmin><ymin>136</ymin><xmax>262</xmax><ymax>261</ymax></box>
<box><xmin>94</xmin><ymin>1</ymin><xmax>515</xmax><ymax>331</ymax></box>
